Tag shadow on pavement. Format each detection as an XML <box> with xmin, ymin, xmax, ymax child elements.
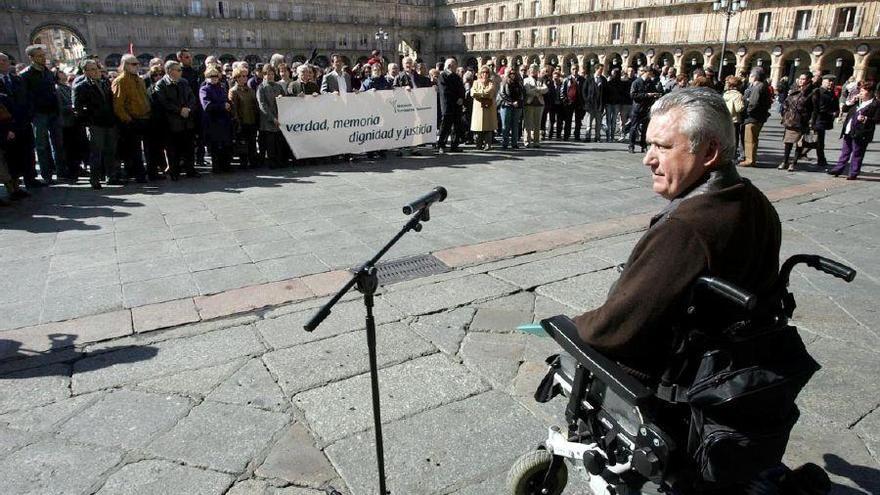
<box><xmin>0</xmin><ymin>333</ymin><xmax>158</xmax><ymax>378</ymax></box>
<box><xmin>823</xmin><ymin>453</ymin><xmax>880</xmax><ymax>494</ymax></box>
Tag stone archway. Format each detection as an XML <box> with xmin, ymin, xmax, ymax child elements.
<box><xmin>683</xmin><ymin>51</ymin><xmax>704</xmax><ymax>75</ymax></box>
<box><xmin>656</xmin><ymin>51</ymin><xmax>674</xmax><ymax>68</ymax></box>
<box><xmin>219</xmin><ymin>54</ymin><xmax>237</xmax><ymax>64</ymax></box>
<box><xmin>606</xmin><ymin>52</ymin><xmax>623</xmax><ymax>69</ymax></box>
<box><xmin>30</xmin><ymin>23</ymin><xmax>88</xmax><ymax>70</ymax></box>
<box><xmin>744</xmin><ymin>50</ymin><xmax>772</xmax><ymax>74</ymax></box>
<box><xmin>545</xmin><ymin>54</ymin><xmax>559</xmax><ymax>68</ymax></box>
<box><xmin>820</xmin><ymin>49</ymin><xmax>855</xmax><ymax>82</ymax></box>
<box><xmin>780</xmin><ymin>48</ymin><xmax>811</xmax><ymax>82</ymax></box>
<box><xmin>244</xmin><ymin>54</ymin><xmax>262</xmax><ymax>66</ymax></box>
<box><xmin>165</xmin><ymin>53</ymin><xmax>178</xmax><ymax>62</ymax></box>
<box><xmin>561</xmin><ymin>53</ymin><xmax>577</xmax><ymax>73</ymax></box>
<box><xmin>629</xmin><ymin>52</ymin><xmax>647</xmax><ymax>69</ymax></box>
<box><xmin>583</xmin><ymin>52</ymin><xmax>600</xmax><ymax>73</ymax></box>
<box><xmin>104</xmin><ymin>53</ymin><xmax>122</xmax><ymax>70</ymax></box>
<box><xmin>464</xmin><ymin>57</ymin><xmax>478</xmax><ymax>71</ymax></box>
<box><xmin>864</xmin><ymin>51</ymin><xmax>880</xmax><ymax>82</ymax></box>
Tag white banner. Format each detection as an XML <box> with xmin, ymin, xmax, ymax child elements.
<box><xmin>277</xmin><ymin>87</ymin><xmax>437</xmax><ymax>159</ymax></box>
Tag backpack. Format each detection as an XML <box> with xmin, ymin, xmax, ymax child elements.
<box><xmin>656</xmin><ymin>290</ymin><xmax>820</xmax><ymax>487</ymax></box>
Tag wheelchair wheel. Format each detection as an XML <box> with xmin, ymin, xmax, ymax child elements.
<box><xmin>506</xmin><ymin>449</ymin><xmax>568</xmax><ymax>495</ymax></box>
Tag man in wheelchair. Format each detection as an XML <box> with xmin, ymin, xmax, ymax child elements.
<box><xmin>508</xmin><ymin>88</ymin><xmax>856</xmax><ymax>495</ymax></box>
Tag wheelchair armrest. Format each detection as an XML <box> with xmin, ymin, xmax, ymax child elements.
<box><xmin>541</xmin><ymin>315</ymin><xmax>654</xmax><ymax>406</ymax></box>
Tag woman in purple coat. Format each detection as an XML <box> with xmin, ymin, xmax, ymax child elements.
<box><xmin>200</xmin><ymin>66</ymin><xmax>234</xmax><ymax>173</ymax></box>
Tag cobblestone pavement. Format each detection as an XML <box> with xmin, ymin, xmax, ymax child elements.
<box><xmin>0</xmin><ymin>120</ymin><xmax>878</xmax><ymax>494</ymax></box>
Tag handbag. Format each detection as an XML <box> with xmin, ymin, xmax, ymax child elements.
<box><xmin>800</xmin><ymin>131</ymin><xmax>817</xmax><ymax>149</ymax></box>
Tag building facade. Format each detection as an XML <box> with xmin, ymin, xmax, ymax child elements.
<box><xmin>3</xmin><ymin>0</ymin><xmax>880</xmax><ymax>85</ymax></box>
<box><xmin>438</xmin><ymin>0</ymin><xmax>880</xmax><ymax>84</ymax></box>
<box><xmin>0</xmin><ymin>0</ymin><xmax>435</xmax><ymax>69</ymax></box>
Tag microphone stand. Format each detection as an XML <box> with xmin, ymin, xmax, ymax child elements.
<box><xmin>304</xmin><ymin>204</ymin><xmax>436</xmax><ymax>495</ymax></box>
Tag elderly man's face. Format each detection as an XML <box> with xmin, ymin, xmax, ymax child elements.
<box><xmin>644</xmin><ymin>109</ymin><xmax>718</xmax><ymax>200</ymax></box>
<box><xmin>84</xmin><ymin>63</ymin><xmax>100</xmax><ymax>80</ymax></box>
<box><xmin>30</xmin><ymin>48</ymin><xmax>47</xmax><ymax>67</ymax></box>
<box><xmin>168</xmin><ymin>65</ymin><xmax>182</xmax><ymax>82</ymax></box>
<box><xmin>179</xmin><ymin>52</ymin><xmax>192</xmax><ymax>66</ymax></box>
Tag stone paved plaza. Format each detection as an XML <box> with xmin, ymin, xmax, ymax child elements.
<box><xmin>0</xmin><ymin>120</ymin><xmax>878</xmax><ymax>494</ymax></box>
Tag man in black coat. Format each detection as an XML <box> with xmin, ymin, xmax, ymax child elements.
<box><xmin>558</xmin><ymin>65</ymin><xmax>583</xmax><ymax>141</ymax></box>
<box><xmin>436</xmin><ymin>58</ymin><xmax>465</xmax><ymax>153</ymax></box>
<box><xmin>152</xmin><ymin>61</ymin><xmax>199</xmax><ymax>179</ymax></box>
<box><xmin>178</xmin><ymin>48</ymin><xmax>206</xmax><ymax>167</ymax></box>
<box><xmin>0</xmin><ymin>52</ymin><xmax>40</xmax><ymax>189</ymax></box>
<box><xmin>72</xmin><ymin>59</ymin><xmax>119</xmax><ymax>188</ymax></box>
<box><xmin>20</xmin><ymin>44</ymin><xmax>61</xmax><ymax>183</ymax></box>
<box><xmin>810</xmin><ymin>75</ymin><xmax>839</xmax><ymax>169</ymax></box>
<box><xmin>629</xmin><ymin>67</ymin><xmax>662</xmax><ymax>153</ymax></box>
<box><xmin>582</xmin><ymin>63</ymin><xmax>607</xmax><ymax>142</ymax></box>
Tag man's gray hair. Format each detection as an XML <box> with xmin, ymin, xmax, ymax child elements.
<box><xmin>750</xmin><ymin>67</ymin><xmax>766</xmax><ymax>82</ymax></box>
<box><xmin>164</xmin><ymin>60</ymin><xmax>181</xmax><ymax>72</ymax></box>
<box><xmin>270</xmin><ymin>53</ymin><xmax>284</xmax><ymax>67</ymax></box>
<box><xmin>650</xmin><ymin>87</ymin><xmax>736</xmax><ymax>166</ymax></box>
<box><xmin>0</xmin><ymin>52</ymin><xmax>9</xmax><ymax>61</ymax></box>
<box><xmin>25</xmin><ymin>44</ymin><xmax>45</xmax><ymax>58</ymax></box>
<box><xmin>444</xmin><ymin>58</ymin><xmax>456</xmax><ymax>70</ymax></box>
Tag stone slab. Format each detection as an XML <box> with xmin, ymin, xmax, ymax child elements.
<box><xmin>294</xmin><ymin>353</ymin><xmax>489</xmax><ymax>444</ymax></box>
<box><xmin>262</xmin><ymin>323</ymin><xmax>434</xmax><ymax>396</ymax></box>
<box><xmin>132</xmin><ymin>298</ymin><xmax>201</xmax><ymax>334</ymax></box>
<box><xmin>206</xmin><ymin>358</ymin><xmax>286</xmax><ymax>411</ymax></box>
<box><xmin>490</xmin><ymin>250</ymin><xmax>613</xmax><ymax>289</ymax></box>
<box><xmin>381</xmin><ymin>274</ymin><xmax>516</xmax><ymax>316</ymax></box>
<box><xmin>799</xmin><ymin>338</ymin><xmax>880</xmax><ymax>428</ymax></box>
<box><xmin>469</xmin><ymin>307</ymin><xmax>533</xmax><ymax>333</ymax></box>
<box><xmin>146</xmin><ymin>401</ymin><xmax>289</xmax><ymax>474</ymax></box>
<box><xmin>0</xmin><ymin>439</ymin><xmax>122</xmax><ymax>495</ymax></box>
<box><xmin>0</xmin><ymin>364</ymin><xmax>71</xmax><ymax>415</ymax></box>
<box><xmin>72</xmin><ymin>325</ymin><xmax>264</xmax><ymax>394</ymax></box>
<box><xmin>96</xmin><ymin>459</ymin><xmax>234</xmax><ymax>495</ymax></box>
<box><xmin>57</xmin><ymin>389</ymin><xmax>193</xmax><ymax>450</ymax></box>
<box><xmin>459</xmin><ymin>332</ymin><xmax>527</xmax><ymax>391</ymax></box>
<box><xmin>137</xmin><ymin>359</ymin><xmax>246</xmax><ymax>397</ymax></box>
<box><xmin>195</xmin><ymin>278</ymin><xmax>314</xmax><ymax>320</ymax></box>
<box><xmin>123</xmin><ymin>273</ymin><xmax>200</xmax><ymax>308</ymax></box>
<box><xmin>193</xmin><ymin>263</ymin><xmax>267</xmax><ymax>295</ymax></box>
<box><xmin>0</xmin><ymin>425</ymin><xmax>32</xmax><ymax>458</ymax></box>
<box><xmin>535</xmin><ymin>268</ymin><xmax>620</xmax><ymax>312</ymax></box>
<box><xmin>408</xmin><ymin>307</ymin><xmax>474</xmax><ymax>356</ymax></box>
<box><xmin>325</xmin><ymin>391</ymin><xmax>547</xmax><ymax>495</ymax></box>
<box><xmin>254</xmin><ymin>422</ymin><xmax>338</xmax><ymax>487</ymax></box>
<box><xmin>255</xmin><ymin>297</ymin><xmax>402</xmax><ymax>350</ymax></box>
<box><xmin>0</xmin><ymin>392</ymin><xmax>100</xmax><ymax>433</ymax></box>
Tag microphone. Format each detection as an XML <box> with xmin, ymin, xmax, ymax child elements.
<box><xmin>402</xmin><ymin>186</ymin><xmax>447</xmax><ymax>215</ymax></box>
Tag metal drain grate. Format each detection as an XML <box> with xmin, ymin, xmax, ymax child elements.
<box><xmin>367</xmin><ymin>254</ymin><xmax>451</xmax><ymax>286</ymax></box>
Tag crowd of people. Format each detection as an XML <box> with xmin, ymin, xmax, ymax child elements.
<box><xmin>0</xmin><ymin>44</ymin><xmax>876</xmax><ymax>205</ymax></box>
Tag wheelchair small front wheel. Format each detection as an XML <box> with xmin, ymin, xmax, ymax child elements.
<box><xmin>506</xmin><ymin>449</ymin><xmax>568</xmax><ymax>495</ymax></box>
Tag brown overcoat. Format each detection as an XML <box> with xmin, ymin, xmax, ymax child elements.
<box><xmin>470</xmin><ymin>80</ymin><xmax>498</xmax><ymax>132</ymax></box>
<box><xmin>573</xmin><ymin>165</ymin><xmax>781</xmax><ymax>379</ymax></box>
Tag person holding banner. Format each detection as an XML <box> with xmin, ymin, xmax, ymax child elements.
<box><xmin>470</xmin><ymin>66</ymin><xmax>498</xmax><ymax>151</ymax></box>
<box><xmin>288</xmin><ymin>65</ymin><xmax>319</xmax><ymax>97</ymax></box>
<box><xmin>321</xmin><ymin>54</ymin><xmax>354</xmax><ymax>95</ymax></box>
<box><xmin>437</xmin><ymin>59</ymin><xmax>466</xmax><ymax>154</ymax></box>
<box><xmin>256</xmin><ymin>65</ymin><xmax>286</xmax><ymax>169</ymax></box>
<box><xmin>360</xmin><ymin>64</ymin><xmax>393</xmax><ymax>91</ymax></box>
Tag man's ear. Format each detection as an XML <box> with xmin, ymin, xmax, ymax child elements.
<box><xmin>702</xmin><ymin>138</ymin><xmax>722</xmax><ymax>170</ymax></box>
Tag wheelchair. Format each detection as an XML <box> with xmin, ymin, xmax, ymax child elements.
<box><xmin>507</xmin><ymin>255</ymin><xmax>856</xmax><ymax>495</ymax></box>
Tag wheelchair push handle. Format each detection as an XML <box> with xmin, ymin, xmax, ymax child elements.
<box><xmin>695</xmin><ymin>276</ymin><xmax>757</xmax><ymax>311</ymax></box>
<box><xmin>813</xmin><ymin>257</ymin><xmax>857</xmax><ymax>282</ymax></box>
<box><xmin>779</xmin><ymin>254</ymin><xmax>857</xmax><ymax>285</ymax></box>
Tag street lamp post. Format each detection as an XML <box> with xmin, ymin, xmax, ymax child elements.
<box><xmin>712</xmin><ymin>0</ymin><xmax>748</xmax><ymax>79</ymax></box>
<box><xmin>374</xmin><ymin>28</ymin><xmax>390</xmax><ymax>61</ymax></box>
<box><xmin>836</xmin><ymin>57</ymin><xmax>844</xmax><ymax>81</ymax></box>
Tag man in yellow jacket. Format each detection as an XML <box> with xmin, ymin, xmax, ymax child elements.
<box><xmin>111</xmin><ymin>54</ymin><xmax>151</xmax><ymax>183</ymax></box>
